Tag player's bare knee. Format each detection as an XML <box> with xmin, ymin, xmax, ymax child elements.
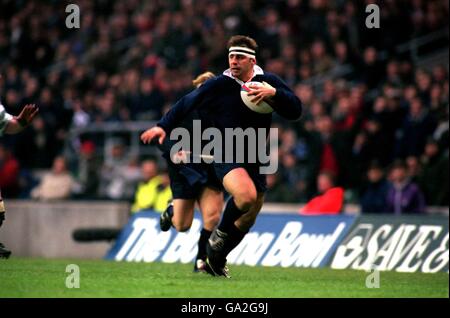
<box><xmin>204</xmin><ymin>213</ymin><xmax>221</xmax><ymax>229</ymax></box>
<box><xmin>174</xmin><ymin>224</ymin><xmax>191</xmax><ymax>232</ymax></box>
<box><xmin>201</xmin><ymin>205</ymin><xmax>221</xmax><ymax>228</ymax></box>
<box><xmin>173</xmin><ymin>220</ymin><xmax>192</xmax><ymax>232</ymax></box>
<box><xmin>206</xmin><ymin>203</ymin><xmax>223</xmax><ymax>217</ymax></box>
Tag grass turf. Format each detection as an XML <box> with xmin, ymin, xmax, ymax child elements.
<box><xmin>0</xmin><ymin>258</ymin><xmax>447</xmax><ymax>298</ymax></box>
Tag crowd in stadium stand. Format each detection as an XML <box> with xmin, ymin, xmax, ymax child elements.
<box><xmin>0</xmin><ymin>0</ymin><xmax>448</xmax><ymax>211</ymax></box>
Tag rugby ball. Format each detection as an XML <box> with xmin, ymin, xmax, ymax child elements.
<box><xmin>240</xmin><ymin>81</ymin><xmax>274</xmax><ymax>114</ymax></box>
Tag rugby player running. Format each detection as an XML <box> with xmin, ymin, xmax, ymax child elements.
<box><xmin>141</xmin><ymin>35</ymin><xmax>302</xmax><ymax>277</ymax></box>
<box><xmin>142</xmin><ymin>72</ymin><xmax>225</xmax><ymax>273</ymax></box>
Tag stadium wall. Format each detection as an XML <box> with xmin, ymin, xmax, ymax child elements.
<box><xmin>0</xmin><ymin>200</ymin><xmax>129</xmax><ymax>259</ymax></box>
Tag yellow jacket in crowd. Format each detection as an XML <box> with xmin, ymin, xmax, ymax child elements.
<box><xmin>131</xmin><ymin>176</ymin><xmax>172</xmax><ymax>213</ymax></box>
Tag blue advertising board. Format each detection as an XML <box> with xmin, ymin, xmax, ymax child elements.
<box><xmin>106</xmin><ymin>210</ymin><xmax>356</xmax><ymax>268</ymax></box>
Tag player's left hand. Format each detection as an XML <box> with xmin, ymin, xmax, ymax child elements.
<box><xmin>17</xmin><ymin>104</ymin><xmax>39</xmax><ymax>127</ymax></box>
<box><xmin>140</xmin><ymin>126</ymin><xmax>166</xmax><ymax>145</ymax></box>
<box><xmin>247</xmin><ymin>81</ymin><xmax>276</xmax><ymax>105</ymax></box>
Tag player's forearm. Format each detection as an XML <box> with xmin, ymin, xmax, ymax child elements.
<box><xmin>271</xmin><ymin>89</ymin><xmax>303</xmax><ymax>120</ymax></box>
<box><xmin>157</xmin><ymin>109</ymin><xmax>177</xmax><ymax>133</ymax></box>
<box><xmin>157</xmin><ymin>90</ymin><xmax>200</xmax><ymax>132</ymax></box>
<box><xmin>3</xmin><ymin>118</ymin><xmax>25</xmax><ymax>134</ymax></box>
<box><xmin>157</xmin><ymin>96</ymin><xmax>188</xmax><ymax>132</ymax></box>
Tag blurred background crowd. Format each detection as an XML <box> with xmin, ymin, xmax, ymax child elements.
<box><xmin>0</xmin><ymin>0</ymin><xmax>448</xmax><ymax>213</ymax></box>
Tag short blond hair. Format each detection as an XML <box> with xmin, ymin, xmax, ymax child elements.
<box><xmin>192</xmin><ymin>71</ymin><xmax>215</xmax><ymax>88</ymax></box>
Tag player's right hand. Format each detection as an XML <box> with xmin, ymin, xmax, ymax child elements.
<box><xmin>140</xmin><ymin>126</ymin><xmax>166</xmax><ymax>145</ymax></box>
<box><xmin>17</xmin><ymin>104</ymin><xmax>39</xmax><ymax>127</ymax></box>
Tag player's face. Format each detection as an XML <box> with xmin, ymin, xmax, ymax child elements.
<box><xmin>229</xmin><ymin>54</ymin><xmax>255</xmax><ymax>81</ymax></box>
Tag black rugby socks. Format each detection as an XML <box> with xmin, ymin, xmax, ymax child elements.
<box><xmin>217</xmin><ymin>198</ymin><xmax>246</xmax><ymax>233</ymax></box>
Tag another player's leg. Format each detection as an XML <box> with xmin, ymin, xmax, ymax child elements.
<box><xmin>0</xmin><ymin>197</ymin><xmax>11</xmax><ymax>259</ymax></box>
<box><xmin>195</xmin><ymin>187</ymin><xmax>223</xmax><ymax>272</ymax></box>
<box><xmin>159</xmin><ymin>201</ymin><xmax>174</xmax><ymax>231</ymax></box>
<box><xmin>161</xmin><ymin>162</ymin><xmax>198</xmax><ymax>232</ymax></box>
<box><xmin>171</xmin><ymin>199</ymin><xmax>195</xmax><ymax>232</ymax></box>
<box><xmin>160</xmin><ymin>199</ymin><xmax>196</xmax><ymax>232</ymax></box>
<box><xmin>206</xmin><ymin>168</ymin><xmax>257</xmax><ymax>277</ymax></box>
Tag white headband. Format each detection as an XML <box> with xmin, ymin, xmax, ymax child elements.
<box><xmin>228</xmin><ymin>46</ymin><xmax>256</xmax><ymax>59</ymax></box>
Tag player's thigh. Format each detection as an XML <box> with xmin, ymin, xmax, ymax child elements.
<box><xmin>235</xmin><ymin>192</ymin><xmax>265</xmax><ymax>231</ymax></box>
<box><xmin>172</xmin><ymin>199</ymin><xmax>196</xmax><ymax>232</ymax></box>
<box><xmin>198</xmin><ymin>186</ymin><xmax>224</xmax><ymax>229</ymax></box>
<box><xmin>222</xmin><ymin>168</ymin><xmax>257</xmax><ymax>206</ymax></box>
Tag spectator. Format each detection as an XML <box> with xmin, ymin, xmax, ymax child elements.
<box><xmin>131</xmin><ymin>160</ymin><xmax>163</xmax><ymax>213</ymax></box>
<box><xmin>396</xmin><ymin>97</ymin><xmax>437</xmax><ymax>158</ymax></box>
<box><xmin>14</xmin><ymin>115</ymin><xmax>54</xmax><ymax>168</ymax></box>
<box><xmin>360</xmin><ymin>162</ymin><xmax>389</xmax><ymax>213</ymax></box>
<box><xmin>405</xmin><ymin>156</ymin><xmax>421</xmax><ymax>183</ymax></box>
<box><xmin>386</xmin><ymin>160</ymin><xmax>426</xmax><ymax>214</ymax></box>
<box><xmin>310</xmin><ymin>40</ymin><xmax>334</xmax><ymax>75</ymax></box>
<box><xmin>419</xmin><ymin>138</ymin><xmax>449</xmax><ymax>206</ymax></box>
<box><xmin>314</xmin><ymin>115</ymin><xmax>340</xmax><ymax>178</ymax></box>
<box><xmin>151</xmin><ymin>171</ymin><xmax>172</xmax><ymax>213</ymax></box>
<box><xmin>299</xmin><ymin>171</ymin><xmax>344</xmax><ymax>215</ymax></box>
<box><xmin>76</xmin><ymin>140</ymin><xmax>101</xmax><ymax>198</ymax></box>
<box><xmin>98</xmin><ymin>138</ymin><xmax>140</xmax><ymax>200</ymax></box>
<box><xmin>31</xmin><ymin>156</ymin><xmax>76</xmax><ymax>200</ymax></box>
<box><xmin>357</xmin><ymin>47</ymin><xmax>385</xmax><ymax>89</ymax></box>
<box><xmin>134</xmin><ymin>77</ymin><xmax>165</xmax><ymax>120</ymax></box>
<box><xmin>313</xmin><ymin>114</ymin><xmax>355</xmax><ymax>189</ymax></box>
<box><xmin>265</xmin><ymin>172</ymin><xmax>299</xmax><ymax>203</ymax></box>
<box><xmin>279</xmin><ymin>152</ymin><xmax>306</xmax><ymax>201</ymax></box>
<box><xmin>0</xmin><ymin>144</ymin><xmax>20</xmax><ymax>198</ymax></box>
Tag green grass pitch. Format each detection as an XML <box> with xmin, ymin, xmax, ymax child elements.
<box><xmin>0</xmin><ymin>258</ymin><xmax>447</xmax><ymax>298</ymax></box>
